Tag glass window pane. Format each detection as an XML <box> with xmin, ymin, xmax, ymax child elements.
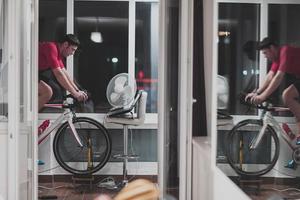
<box><xmin>74</xmin><ymin>1</ymin><xmax>129</xmax><ymax>113</ymax></box>
<box><xmin>216</xmin><ymin>2</ymin><xmax>260</xmax><ymax>198</ymax></box>
<box><xmin>38</xmin><ymin>0</ymin><xmax>66</xmax><ymax>113</ymax></box>
<box><xmin>109</xmin><ymin>129</ymin><xmax>157</xmax><ymax>162</ymax></box>
<box><xmin>218</xmin><ymin>3</ymin><xmax>260</xmax><ymax>115</ymax></box>
<box><xmin>0</xmin><ymin>0</ymin><xmax>7</xmax><ymax>121</ymax></box>
<box><xmin>217</xmin><ymin>4</ymin><xmax>300</xmax><ymax>199</ymax></box>
<box><xmin>39</xmin><ymin>0</ymin><xmax>66</xmax><ymax>41</ymax></box>
<box><xmin>136</xmin><ymin>2</ymin><xmax>158</xmax><ymax>113</ymax></box>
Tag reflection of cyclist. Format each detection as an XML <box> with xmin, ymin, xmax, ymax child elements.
<box><xmin>245</xmin><ymin>37</ymin><xmax>300</xmax><ymax>144</ymax></box>
<box><xmin>38</xmin><ymin>34</ymin><xmax>87</xmax><ymax>111</ymax></box>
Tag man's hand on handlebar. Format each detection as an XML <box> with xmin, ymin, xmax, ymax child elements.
<box><xmin>73</xmin><ymin>90</ymin><xmax>88</xmax><ymax>102</ymax></box>
<box><xmin>245</xmin><ymin>92</ymin><xmax>257</xmax><ymax>102</ymax></box>
<box><xmin>251</xmin><ymin>94</ymin><xmax>266</xmax><ymax>104</ymax></box>
<box><xmin>245</xmin><ymin>92</ymin><xmax>267</xmax><ymax>105</ymax></box>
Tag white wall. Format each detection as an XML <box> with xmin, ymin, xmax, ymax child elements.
<box><xmin>0</xmin><ymin>128</ymin><xmax>8</xmax><ymax>200</ymax></box>
<box><xmin>214</xmin><ymin>169</ymin><xmax>251</xmax><ymax>200</ymax></box>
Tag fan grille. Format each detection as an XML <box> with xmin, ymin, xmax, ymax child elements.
<box><xmin>106</xmin><ymin>73</ymin><xmax>137</xmax><ymax>108</ymax></box>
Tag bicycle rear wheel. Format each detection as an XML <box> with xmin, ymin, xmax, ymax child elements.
<box><xmin>53</xmin><ymin>117</ymin><xmax>111</xmax><ymax>175</ymax></box>
<box><xmin>226</xmin><ymin>119</ymin><xmax>279</xmax><ymax>177</ymax></box>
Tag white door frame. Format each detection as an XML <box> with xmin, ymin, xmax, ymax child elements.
<box><xmin>7</xmin><ymin>0</ymin><xmax>21</xmax><ymax>199</ymax></box>
<box><xmin>178</xmin><ymin>0</ymin><xmax>194</xmax><ymax>199</ymax></box>
<box><xmin>7</xmin><ymin>0</ymin><xmax>38</xmax><ymax>199</ymax></box>
<box><xmin>158</xmin><ymin>0</ymin><xmax>194</xmax><ymax>199</ymax></box>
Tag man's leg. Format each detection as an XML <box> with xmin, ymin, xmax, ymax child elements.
<box><xmin>282</xmin><ymin>85</ymin><xmax>300</xmax><ymax>138</ymax></box>
<box><xmin>38</xmin><ymin>80</ymin><xmax>53</xmax><ymax>111</ymax></box>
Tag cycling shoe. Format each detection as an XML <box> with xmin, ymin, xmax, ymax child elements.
<box><xmin>296</xmin><ymin>136</ymin><xmax>300</xmax><ymax>145</ymax></box>
<box><xmin>285</xmin><ymin>159</ymin><xmax>297</xmax><ymax>169</ymax></box>
<box><xmin>37</xmin><ymin>160</ymin><xmax>45</xmax><ymax>165</ymax></box>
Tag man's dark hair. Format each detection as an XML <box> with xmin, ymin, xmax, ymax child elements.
<box><xmin>257</xmin><ymin>37</ymin><xmax>278</xmax><ymax>50</ymax></box>
<box><xmin>61</xmin><ymin>34</ymin><xmax>80</xmax><ymax>46</ymax></box>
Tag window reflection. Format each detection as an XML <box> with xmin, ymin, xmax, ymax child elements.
<box><xmin>217</xmin><ymin>3</ymin><xmax>300</xmax><ymax>200</ymax></box>
<box><xmin>268</xmin><ymin>4</ymin><xmax>300</xmax><ymax>113</ymax></box>
<box><xmin>136</xmin><ymin>2</ymin><xmax>159</xmax><ymax>113</ymax></box>
<box><xmin>218</xmin><ymin>3</ymin><xmax>260</xmax><ymax>115</ymax></box>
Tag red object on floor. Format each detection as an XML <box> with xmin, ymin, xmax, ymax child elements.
<box><xmin>38</xmin><ymin>120</ymin><xmax>50</xmax><ymax>136</ymax></box>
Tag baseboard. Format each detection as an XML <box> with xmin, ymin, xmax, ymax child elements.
<box><xmin>38</xmin><ymin>174</ymin><xmax>158</xmax><ymax>183</ymax></box>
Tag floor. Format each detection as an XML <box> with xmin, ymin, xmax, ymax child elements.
<box><xmin>39</xmin><ymin>175</ymin><xmax>300</xmax><ymax>200</ymax></box>
<box><xmin>38</xmin><ymin>182</ymin><xmax>116</xmax><ymax>200</ymax></box>
<box><xmin>38</xmin><ymin>175</ymin><xmax>158</xmax><ymax>200</ymax></box>
<box><xmin>230</xmin><ymin>177</ymin><xmax>300</xmax><ymax>200</ymax></box>
<box><xmin>247</xmin><ymin>184</ymin><xmax>300</xmax><ymax>200</ymax></box>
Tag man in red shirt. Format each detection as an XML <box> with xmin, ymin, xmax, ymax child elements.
<box><xmin>38</xmin><ymin>34</ymin><xmax>87</xmax><ymax>110</ymax></box>
<box><xmin>246</xmin><ymin>37</ymin><xmax>300</xmax><ymax>145</ymax></box>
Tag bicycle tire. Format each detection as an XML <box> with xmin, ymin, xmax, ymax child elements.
<box><xmin>226</xmin><ymin>119</ymin><xmax>279</xmax><ymax>177</ymax></box>
<box><xmin>53</xmin><ymin>117</ymin><xmax>111</xmax><ymax>175</ymax></box>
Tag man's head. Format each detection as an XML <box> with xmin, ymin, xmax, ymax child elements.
<box><xmin>59</xmin><ymin>34</ymin><xmax>80</xmax><ymax>57</ymax></box>
<box><xmin>257</xmin><ymin>37</ymin><xmax>279</xmax><ymax>61</ymax></box>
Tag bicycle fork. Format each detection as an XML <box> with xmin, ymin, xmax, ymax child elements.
<box><xmin>249</xmin><ymin>123</ymin><xmax>268</xmax><ymax>150</ymax></box>
<box><xmin>68</xmin><ymin>117</ymin><xmax>94</xmax><ymax>170</ymax></box>
<box><xmin>67</xmin><ymin>118</ymin><xmax>84</xmax><ymax>147</ymax></box>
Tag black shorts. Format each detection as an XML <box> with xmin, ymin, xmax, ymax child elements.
<box><xmin>39</xmin><ymin>69</ymin><xmax>65</xmax><ymax>102</ymax></box>
<box><xmin>285</xmin><ymin>73</ymin><xmax>300</xmax><ymax>94</ymax></box>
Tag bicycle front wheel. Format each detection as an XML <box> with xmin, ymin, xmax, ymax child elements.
<box><xmin>226</xmin><ymin>119</ymin><xmax>279</xmax><ymax>177</ymax></box>
<box><xmin>53</xmin><ymin>117</ymin><xmax>112</xmax><ymax>175</ymax></box>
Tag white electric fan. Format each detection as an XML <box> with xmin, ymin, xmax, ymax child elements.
<box><xmin>106</xmin><ymin>73</ymin><xmax>137</xmax><ymax>109</ymax></box>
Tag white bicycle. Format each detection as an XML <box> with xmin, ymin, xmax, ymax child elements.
<box><xmin>226</xmin><ymin>100</ymin><xmax>300</xmax><ymax>177</ymax></box>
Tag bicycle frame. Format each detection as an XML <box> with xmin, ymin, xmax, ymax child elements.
<box><xmin>38</xmin><ymin>103</ymin><xmax>83</xmax><ymax>147</ymax></box>
<box><xmin>250</xmin><ymin>108</ymin><xmax>296</xmax><ymax>151</ymax></box>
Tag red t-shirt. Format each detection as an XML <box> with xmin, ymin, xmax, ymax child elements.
<box><xmin>270</xmin><ymin>45</ymin><xmax>300</xmax><ymax>78</ymax></box>
<box><xmin>39</xmin><ymin>42</ymin><xmax>64</xmax><ymax>71</ymax></box>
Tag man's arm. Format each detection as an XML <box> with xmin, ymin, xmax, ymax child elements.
<box><xmin>245</xmin><ymin>70</ymin><xmax>274</xmax><ymax>101</ymax></box>
<box><xmin>52</xmin><ymin>68</ymin><xmax>86</xmax><ymax>100</ymax></box>
<box><xmin>256</xmin><ymin>70</ymin><xmax>275</xmax><ymax>94</ymax></box>
<box><xmin>252</xmin><ymin>71</ymin><xmax>285</xmax><ymax>104</ymax></box>
<box><xmin>61</xmin><ymin>68</ymin><xmax>79</xmax><ymax>91</ymax></box>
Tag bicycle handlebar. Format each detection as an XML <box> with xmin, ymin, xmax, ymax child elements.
<box><xmin>62</xmin><ymin>91</ymin><xmax>89</xmax><ymax>109</ymax></box>
<box><xmin>242</xmin><ymin>100</ymin><xmax>275</xmax><ymax>111</ymax></box>
<box><xmin>239</xmin><ymin>93</ymin><xmax>275</xmax><ymax>111</ymax></box>
<box><xmin>238</xmin><ymin>92</ymin><xmax>290</xmax><ymax>112</ymax></box>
